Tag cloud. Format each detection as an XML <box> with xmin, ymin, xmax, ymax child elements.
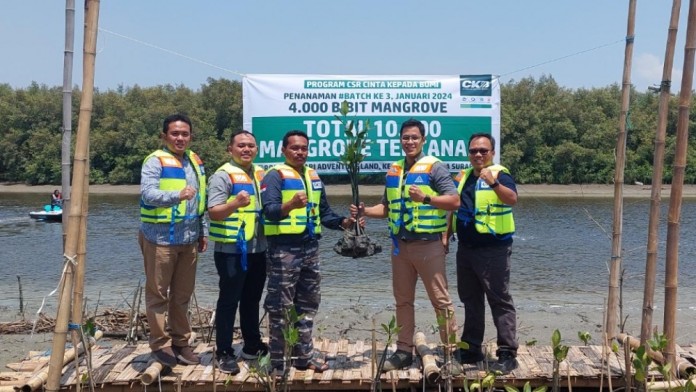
<box><xmin>634</xmin><ymin>52</ymin><xmax>682</xmax><ymax>91</ymax></box>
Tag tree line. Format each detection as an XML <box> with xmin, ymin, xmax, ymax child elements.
<box><xmin>1</xmin><ymin>75</ymin><xmax>695</xmax><ymax>185</ymax></box>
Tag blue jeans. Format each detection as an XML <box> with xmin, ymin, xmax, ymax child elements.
<box><xmin>214</xmin><ymin>251</ymin><xmax>267</xmax><ymax>355</ymax></box>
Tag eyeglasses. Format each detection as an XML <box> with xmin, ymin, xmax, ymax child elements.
<box><xmin>468</xmin><ymin>148</ymin><xmax>490</xmax><ymax>155</ymax></box>
<box><xmin>400</xmin><ymin>136</ymin><xmax>422</xmax><ymax>142</ymax></box>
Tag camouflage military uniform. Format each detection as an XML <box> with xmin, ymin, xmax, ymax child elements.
<box><xmin>260</xmin><ymin>166</ymin><xmax>346</xmax><ymax>370</ymax></box>
<box><xmin>264</xmin><ymin>240</ymin><xmax>320</xmax><ymax>367</ymax></box>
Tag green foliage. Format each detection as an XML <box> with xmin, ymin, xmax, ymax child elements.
<box><xmin>577</xmin><ymin>331</ymin><xmax>591</xmax><ymax>345</ymax></box>
<box><xmin>373</xmin><ymin>315</ymin><xmax>400</xmax><ymax>390</ymax></box>
<box><xmin>632</xmin><ymin>344</ymin><xmax>650</xmax><ymax>383</ymax></box>
<box><xmin>551</xmin><ymin>329</ymin><xmax>569</xmax><ymax>392</ymax></box>
<box><xmin>335</xmin><ymin>100</ymin><xmax>371</xmax><ymax>206</ymax></box>
<box><xmin>551</xmin><ymin>330</ymin><xmax>569</xmax><ymax>362</ymax></box>
<box><xmin>468</xmin><ymin>372</ymin><xmax>497</xmax><ymax>392</ymax></box>
<box><xmin>632</xmin><ymin>331</ymin><xmax>673</xmax><ymax>389</ymax></box>
<box><xmin>82</xmin><ymin>317</ymin><xmax>97</xmax><ymax>337</ymax></box>
<box><xmin>2</xmin><ymin>77</ymin><xmax>695</xmax><ymax>185</ymax></box>
<box><xmin>504</xmin><ymin>381</ymin><xmax>548</xmax><ymax>392</ymax></box>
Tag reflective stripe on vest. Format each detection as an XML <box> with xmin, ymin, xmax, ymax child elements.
<box><xmin>140</xmin><ymin>149</ymin><xmax>207</xmax><ymax>224</ymax></box>
<box><xmin>385</xmin><ymin>156</ymin><xmax>447</xmax><ymax>235</ymax></box>
<box><xmin>209</xmin><ymin>163</ymin><xmax>265</xmax><ymax>243</ymax></box>
<box><xmin>263</xmin><ymin>164</ymin><xmax>322</xmax><ymax>236</ymax></box>
<box><xmin>453</xmin><ymin>164</ymin><xmax>515</xmax><ymax>236</ymax></box>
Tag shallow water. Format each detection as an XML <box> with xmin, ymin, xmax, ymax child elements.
<box><xmin>2</xmin><ymin>192</ymin><xmax>696</xmax><ymax>343</ymax></box>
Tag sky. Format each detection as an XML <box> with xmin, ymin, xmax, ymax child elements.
<box><xmin>1</xmin><ymin>1</ymin><xmax>691</xmax><ymax>92</ymax></box>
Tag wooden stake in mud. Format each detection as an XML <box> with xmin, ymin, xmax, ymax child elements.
<box><xmin>640</xmin><ymin>0</ymin><xmax>681</xmax><ymax>347</ymax></box>
<box><xmin>45</xmin><ymin>1</ymin><xmax>100</xmax><ymax>392</ymax></box>
<box><xmin>17</xmin><ymin>275</ymin><xmax>24</xmax><ymax>315</ymax></box>
<box><xmin>606</xmin><ymin>0</ymin><xmax>637</xmax><ymax>343</ymax></box>
<box><xmin>664</xmin><ymin>0</ymin><xmax>696</xmax><ymax>375</ymax></box>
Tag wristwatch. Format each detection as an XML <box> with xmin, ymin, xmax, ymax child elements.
<box><xmin>423</xmin><ymin>195</ymin><xmax>432</xmax><ymax>204</ymax></box>
<box><xmin>490</xmin><ymin>180</ymin><xmax>500</xmax><ymax>189</ymax></box>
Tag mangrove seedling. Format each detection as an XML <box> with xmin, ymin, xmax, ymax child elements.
<box><xmin>372</xmin><ymin>315</ymin><xmax>401</xmax><ymax>392</ymax></box>
<box><xmin>504</xmin><ymin>381</ymin><xmax>548</xmax><ymax>392</ymax></box>
<box><xmin>578</xmin><ymin>331</ymin><xmax>591</xmax><ymax>345</ymax></box>
<box><xmin>551</xmin><ymin>329</ymin><xmax>569</xmax><ymax>392</ymax></box>
<box><xmin>332</xmin><ymin>100</ymin><xmax>382</xmax><ymax>258</ymax></box>
<box><xmin>244</xmin><ymin>306</ymin><xmax>303</xmax><ymax>392</ymax></box>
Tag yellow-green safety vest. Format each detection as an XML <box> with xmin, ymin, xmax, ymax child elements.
<box><xmin>263</xmin><ymin>164</ymin><xmax>322</xmax><ymax>236</ymax></box>
<box><xmin>140</xmin><ymin>149</ymin><xmax>206</xmax><ymax>224</ymax></box>
<box><xmin>453</xmin><ymin>164</ymin><xmax>515</xmax><ymax>235</ymax></box>
<box><xmin>209</xmin><ymin>163</ymin><xmax>265</xmax><ymax>243</ymax></box>
<box><xmin>385</xmin><ymin>156</ymin><xmax>447</xmax><ymax>235</ymax></box>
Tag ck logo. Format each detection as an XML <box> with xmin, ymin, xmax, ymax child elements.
<box><xmin>312</xmin><ymin>180</ymin><xmax>322</xmax><ymax>189</ymax></box>
<box><xmin>460</xmin><ymin>74</ymin><xmax>493</xmax><ymax>97</ymax></box>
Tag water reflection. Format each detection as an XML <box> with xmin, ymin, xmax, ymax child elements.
<box><xmin>2</xmin><ymin>192</ymin><xmax>696</xmax><ymax>342</ymax></box>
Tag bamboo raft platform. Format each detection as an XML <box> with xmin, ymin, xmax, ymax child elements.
<box><xmin>3</xmin><ymin>337</ymin><xmax>694</xmax><ymax>392</ymax></box>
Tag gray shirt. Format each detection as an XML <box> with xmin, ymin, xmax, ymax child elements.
<box><xmin>140</xmin><ymin>149</ymin><xmax>209</xmax><ymax>245</ymax></box>
<box><xmin>207</xmin><ymin>162</ymin><xmax>267</xmax><ymax>254</ymax></box>
<box><xmin>380</xmin><ymin>154</ymin><xmax>457</xmax><ymax>241</ymax></box>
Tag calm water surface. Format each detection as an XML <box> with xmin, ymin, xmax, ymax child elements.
<box><xmin>2</xmin><ymin>191</ymin><xmax>696</xmax><ymax>341</ymax></box>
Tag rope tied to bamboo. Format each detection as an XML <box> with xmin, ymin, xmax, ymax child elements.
<box><xmin>64</xmin><ymin>253</ymin><xmax>78</xmax><ymax>267</ymax></box>
<box><xmin>31</xmin><ymin>253</ymin><xmax>78</xmax><ymax>335</ymax></box>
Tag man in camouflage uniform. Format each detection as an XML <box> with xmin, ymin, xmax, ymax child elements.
<box><xmin>261</xmin><ymin>130</ymin><xmax>354</xmax><ymax>373</ymax></box>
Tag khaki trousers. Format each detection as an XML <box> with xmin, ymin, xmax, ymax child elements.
<box><xmin>139</xmin><ymin>232</ymin><xmax>198</xmax><ymax>350</ymax></box>
<box><xmin>392</xmin><ymin>238</ymin><xmax>457</xmax><ymax>352</ymax></box>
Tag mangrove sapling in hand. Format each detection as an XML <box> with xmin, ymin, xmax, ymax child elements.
<box><xmin>333</xmin><ymin>100</ymin><xmax>382</xmax><ymax>258</ymax></box>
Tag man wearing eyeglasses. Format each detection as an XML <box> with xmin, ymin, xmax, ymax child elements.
<box><xmin>261</xmin><ymin>130</ymin><xmax>355</xmax><ymax>373</ymax></box>
<box><xmin>352</xmin><ymin>118</ymin><xmax>460</xmax><ymax>372</ymax></box>
<box><xmin>447</xmin><ymin>132</ymin><xmax>518</xmax><ymax>374</ymax></box>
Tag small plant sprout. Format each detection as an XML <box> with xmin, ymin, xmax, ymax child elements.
<box><xmin>551</xmin><ymin>329</ymin><xmax>569</xmax><ymax>392</ymax></box>
<box><xmin>504</xmin><ymin>381</ymin><xmax>548</xmax><ymax>392</ymax></box>
<box><xmin>578</xmin><ymin>331</ymin><xmax>591</xmax><ymax>345</ymax></box>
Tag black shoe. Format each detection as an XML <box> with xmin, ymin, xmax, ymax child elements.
<box><xmin>240</xmin><ymin>342</ymin><xmax>270</xmax><ymax>360</ymax></box>
<box><xmin>381</xmin><ymin>349</ymin><xmax>413</xmax><ymax>372</ymax></box>
<box><xmin>217</xmin><ymin>353</ymin><xmax>240</xmax><ymax>375</ymax></box>
<box><xmin>489</xmin><ymin>351</ymin><xmax>518</xmax><ymax>374</ymax></box>
<box><xmin>455</xmin><ymin>348</ymin><xmax>485</xmax><ymax>364</ymax></box>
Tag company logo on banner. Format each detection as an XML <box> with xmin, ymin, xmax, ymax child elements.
<box><xmin>242</xmin><ymin>74</ymin><xmax>500</xmax><ymax>174</ymax></box>
<box><xmin>460</xmin><ymin>75</ymin><xmax>493</xmax><ymax>96</ymax></box>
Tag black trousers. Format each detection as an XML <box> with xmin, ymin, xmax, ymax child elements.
<box><xmin>214</xmin><ymin>251</ymin><xmax>267</xmax><ymax>355</ymax></box>
<box><xmin>456</xmin><ymin>244</ymin><xmax>518</xmax><ymax>355</ymax></box>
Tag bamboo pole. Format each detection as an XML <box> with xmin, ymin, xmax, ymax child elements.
<box><xmin>646</xmin><ymin>378</ymin><xmax>696</xmax><ymax>391</ymax></box>
<box><xmin>140</xmin><ymin>362</ymin><xmax>166</xmax><ymax>385</ymax></box>
<box><xmin>61</xmin><ymin>0</ymin><xmax>75</xmax><ymax>242</ymax></box>
<box><xmin>72</xmin><ymin>144</ymin><xmax>90</xmax><ymax>325</ymax></box>
<box><xmin>45</xmin><ymin>2</ymin><xmax>99</xmax><ymax>392</ymax></box>
<box><xmin>641</xmin><ymin>0</ymin><xmax>682</xmax><ymax>348</ymax></box>
<box><xmin>618</xmin><ymin>333</ymin><xmax>695</xmax><ymax>377</ymax></box>
<box><xmin>20</xmin><ymin>331</ymin><xmax>103</xmax><ymax>392</ymax></box>
<box><xmin>606</xmin><ymin>0</ymin><xmax>637</xmax><ymax>342</ymax></box>
<box><xmin>414</xmin><ymin>332</ymin><xmax>440</xmax><ymax>384</ymax></box>
<box><xmin>664</xmin><ymin>0</ymin><xmax>696</xmax><ymax>376</ymax></box>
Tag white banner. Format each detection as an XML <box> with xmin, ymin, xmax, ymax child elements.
<box><xmin>242</xmin><ymin>74</ymin><xmax>500</xmax><ymax>174</ymax></box>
